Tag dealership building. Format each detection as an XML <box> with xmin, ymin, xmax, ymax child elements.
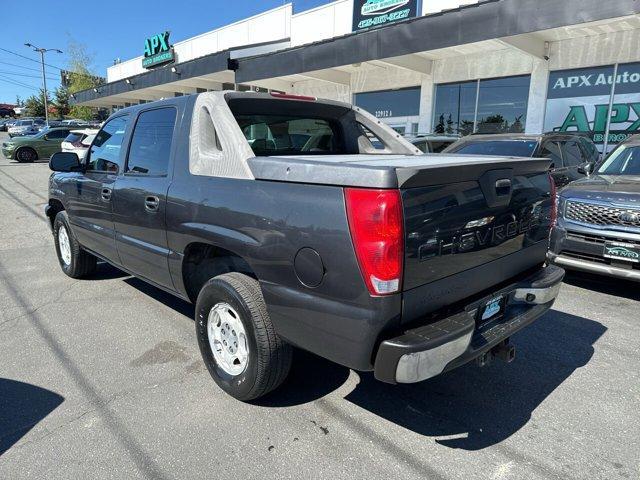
<box><xmin>74</xmin><ymin>0</ymin><xmax>640</xmax><ymax>152</ymax></box>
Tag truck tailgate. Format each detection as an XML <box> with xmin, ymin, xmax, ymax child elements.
<box><xmin>400</xmin><ymin>156</ymin><xmax>553</xmax><ymax>322</ymax></box>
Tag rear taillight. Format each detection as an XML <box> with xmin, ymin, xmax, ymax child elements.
<box><xmin>549</xmin><ymin>174</ymin><xmax>558</xmax><ymax>228</ymax></box>
<box><xmin>345</xmin><ymin>188</ymin><xmax>403</xmax><ymax>296</ymax></box>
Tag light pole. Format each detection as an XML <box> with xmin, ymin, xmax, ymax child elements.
<box><xmin>24</xmin><ymin>43</ymin><xmax>62</xmax><ymax>127</ymax></box>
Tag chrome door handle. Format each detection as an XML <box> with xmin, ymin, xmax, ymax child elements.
<box><xmin>144</xmin><ymin>196</ymin><xmax>160</xmax><ymax>212</ymax></box>
<box><xmin>101</xmin><ymin>188</ymin><xmax>112</xmax><ymax>201</ymax></box>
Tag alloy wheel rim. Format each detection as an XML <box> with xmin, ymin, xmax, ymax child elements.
<box><xmin>19</xmin><ymin>149</ymin><xmax>34</xmax><ymax>161</ymax></box>
<box><xmin>207</xmin><ymin>302</ymin><xmax>249</xmax><ymax>376</ymax></box>
<box><xmin>58</xmin><ymin>226</ymin><xmax>72</xmax><ymax>266</ymax></box>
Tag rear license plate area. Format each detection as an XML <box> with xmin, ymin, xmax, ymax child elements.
<box><xmin>476</xmin><ymin>294</ymin><xmax>506</xmax><ymax>327</ymax></box>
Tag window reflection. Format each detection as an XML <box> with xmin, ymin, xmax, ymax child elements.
<box><xmin>433</xmin><ymin>81</ymin><xmax>477</xmax><ymax>136</ymax></box>
<box><xmin>476</xmin><ymin>75</ymin><xmax>530</xmax><ymax>134</ymax></box>
<box><xmin>434</xmin><ymin>75</ymin><xmax>531</xmax><ymax>136</ymax></box>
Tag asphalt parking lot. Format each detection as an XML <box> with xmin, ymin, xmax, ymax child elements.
<box><xmin>0</xmin><ymin>130</ymin><xmax>638</xmax><ymax>480</ymax></box>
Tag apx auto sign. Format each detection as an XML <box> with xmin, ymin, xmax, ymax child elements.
<box><xmin>142</xmin><ymin>31</ymin><xmax>175</xmax><ymax>69</ymax></box>
<box><xmin>352</xmin><ymin>0</ymin><xmax>419</xmax><ymax>32</ymax></box>
<box><xmin>544</xmin><ymin>63</ymin><xmax>640</xmax><ymax>150</ymax></box>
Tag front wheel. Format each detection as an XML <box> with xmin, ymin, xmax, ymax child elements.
<box><xmin>15</xmin><ymin>147</ymin><xmax>37</xmax><ymax>163</ymax></box>
<box><xmin>53</xmin><ymin>211</ymin><xmax>97</xmax><ymax>278</ymax></box>
<box><xmin>195</xmin><ymin>273</ymin><xmax>292</xmax><ymax>401</ymax></box>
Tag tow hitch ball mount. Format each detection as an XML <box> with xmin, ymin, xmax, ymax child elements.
<box><xmin>476</xmin><ymin>339</ymin><xmax>516</xmax><ymax>367</ymax></box>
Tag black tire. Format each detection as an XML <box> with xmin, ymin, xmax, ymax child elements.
<box><xmin>15</xmin><ymin>147</ymin><xmax>37</xmax><ymax>163</ymax></box>
<box><xmin>53</xmin><ymin>211</ymin><xmax>97</xmax><ymax>278</ymax></box>
<box><xmin>196</xmin><ymin>272</ymin><xmax>292</xmax><ymax>401</ymax></box>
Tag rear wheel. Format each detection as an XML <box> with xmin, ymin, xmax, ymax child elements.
<box><xmin>53</xmin><ymin>211</ymin><xmax>97</xmax><ymax>278</ymax></box>
<box><xmin>195</xmin><ymin>272</ymin><xmax>292</xmax><ymax>401</ymax></box>
<box><xmin>15</xmin><ymin>147</ymin><xmax>37</xmax><ymax>163</ymax></box>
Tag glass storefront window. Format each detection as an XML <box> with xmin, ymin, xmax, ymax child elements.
<box><xmin>433</xmin><ymin>81</ymin><xmax>477</xmax><ymax>136</ymax></box>
<box><xmin>354</xmin><ymin>87</ymin><xmax>421</xmax><ymax>119</ymax></box>
<box><xmin>476</xmin><ymin>75</ymin><xmax>530</xmax><ymax>134</ymax></box>
<box><xmin>433</xmin><ymin>75</ymin><xmax>530</xmax><ymax>136</ymax></box>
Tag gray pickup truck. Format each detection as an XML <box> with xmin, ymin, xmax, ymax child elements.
<box><xmin>47</xmin><ymin>92</ymin><xmax>563</xmax><ymax>401</ymax></box>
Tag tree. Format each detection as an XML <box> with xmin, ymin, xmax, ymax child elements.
<box><xmin>15</xmin><ymin>95</ymin><xmax>23</xmax><ymax>107</ymax></box>
<box><xmin>54</xmin><ymin>86</ymin><xmax>71</xmax><ymax>118</ymax></box>
<box><xmin>445</xmin><ymin>114</ymin><xmax>454</xmax><ymax>134</ymax></box>
<box><xmin>66</xmin><ymin>39</ymin><xmax>102</xmax><ymax>120</ymax></box>
<box><xmin>477</xmin><ymin>114</ymin><xmax>506</xmax><ymax>134</ymax></box>
<box><xmin>24</xmin><ymin>90</ymin><xmax>49</xmax><ymax>117</ymax></box>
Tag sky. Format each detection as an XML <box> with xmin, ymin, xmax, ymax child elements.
<box><xmin>0</xmin><ymin>0</ymin><xmax>330</xmax><ymax>104</ymax></box>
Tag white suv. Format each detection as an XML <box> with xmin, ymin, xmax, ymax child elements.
<box><xmin>61</xmin><ymin>129</ymin><xmax>98</xmax><ymax>159</ymax></box>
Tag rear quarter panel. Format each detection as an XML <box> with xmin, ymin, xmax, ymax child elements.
<box><xmin>166</xmin><ymin>173</ymin><xmax>401</xmax><ymax>371</ymax></box>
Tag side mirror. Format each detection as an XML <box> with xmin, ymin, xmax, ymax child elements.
<box><xmin>578</xmin><ymin>162</ymin><xmax>594</xmax><ymax>175</ymax></box>
<box><xmin>50</xmin><ymin>152</ymin><xmax>82</xmax><ymax>172</ymax></box>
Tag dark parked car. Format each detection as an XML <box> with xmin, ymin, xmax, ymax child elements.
<box><xmin>46</xmin><ymin>92</ymin><xmax>562</xmax><ymax>401</ymax></box>
<box><xmin>409</xmin><ymin>134</ymin><xmax>460</xmax><ymax>153</ymax></box>
<box><xmin>0</xmin><ymin>107</ymin><xmax>16</xmax><ymax>118</ymax></box>
<box><xmin>443</xmin><ymin>133</ymin><xmax>601</xmax><ymax>188</ymax></box>
<box><xmin>549</xmin><ymin>135</ymin><xmax>640</xmax><ymax>281</ymax></box>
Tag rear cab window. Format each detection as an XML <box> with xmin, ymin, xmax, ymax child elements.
<box><xmin>236</xmin><ymin>115</ymin><xmax>343</xmax><ymax>156</ymax></box>
<box><xmin>227</xmin><ymin>96</ymin><xmax>353</xmax><ymax>156</ymax></box>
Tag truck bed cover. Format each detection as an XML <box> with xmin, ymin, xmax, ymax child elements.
<box><xmin>248</xmin><ymin>154</ymin><xmax>551</xmax><ymax>188</ymax></box>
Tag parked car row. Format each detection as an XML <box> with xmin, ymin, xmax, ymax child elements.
<box><xmin>1</xmin><ymin>117</ymin><xmax>101</xmax><ymax>136</ymax></box>
<box><xmin>2</xmin><ymin>126</ymin><xmax>98</xmax><ymax>162</ymax></box>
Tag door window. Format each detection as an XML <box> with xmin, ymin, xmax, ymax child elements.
<box><xmin>126</xmin><ymin>107</ymin><xmax>177</xmax><ymax>175</ymax></box>
<box><xmin>46</xmin><ymin>129</ymin><xmax>69</xmax><ymax>139</ymax></box>
<box><xmin>539</xmin><ymin>142</ymin><xmax>563</xmax><ymax>168</ymax></box>
<box><xmin>560</xmin><ymin>141</ymin><xmax>584</xmax><ymax>167</ymax></box>
<box><xmin>579</xmin><ymin>137</ymin><xmax>599</xmax><ymax>162</ymax></box>
<box><xmin>86</xmin><ymin>116</ymin><xmax>129</xmax><ymax>173</ymax></box>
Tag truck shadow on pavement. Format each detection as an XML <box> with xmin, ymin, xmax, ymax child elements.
<box><xmin>0</xmin><ymin>378</ymin><xmax>64</xmax><ymax>456</ymax></box>
<box><xmin>264</xmin><ymin>310</ymin><xmax>606</xmax><ymax>451</ymax></box>
<box><xmin>354</xmin><ymin>310</ymin><xmax>605</xmax><ymax>450</ymax></box>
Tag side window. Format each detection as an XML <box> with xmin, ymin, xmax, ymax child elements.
<box><xmin>561</xmin><ymin>141</ymin><xmax>584</xmax><ymax>167</ymax></box>
<box><xmin>46</xmin><ymin>129</ymin><xmax>69</xmax><ymax>139</ymax></box>
<box><xmin>430</xmin><ymin>141</ymin><xmax>450</xmax><ymax>153</ymax></box>
<box><xmin>126</xmin><ymin>107</ymin><xmax>177</xmax><ymax>175</ymax></box>
<box><xmin>86</xmin><ymin>116</ymin><xmax>129</xmax><ymax>173</ymax></box>
<box><xmin>580</xmin><ymin>138</ymin><xmax>599</xmax><ymax>162</ymax></box>
<box><xmin>539</xmin><ymin>141</ymin><xmax>563</xmax><ymax>168</ymax></box>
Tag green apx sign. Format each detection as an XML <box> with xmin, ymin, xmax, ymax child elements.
<box><xmin>142</xmin><ymin>32</ymin><xmax>174</xmax><ymax>69</ymax></box>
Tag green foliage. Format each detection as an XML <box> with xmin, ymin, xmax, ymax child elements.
<box><xmin>54</xmin><ymin>86</ymin><xmax>71</xmax><ymax>117</ymax></box>
<box><xmin>66</xmin><ymin>39</ymin><xmax>101</xmax><ymax>120</ymax></box>
<box><xmin>24</xmin><ymin>90</ymin><xmax>49</xmax><ymax>117</ymax></box>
